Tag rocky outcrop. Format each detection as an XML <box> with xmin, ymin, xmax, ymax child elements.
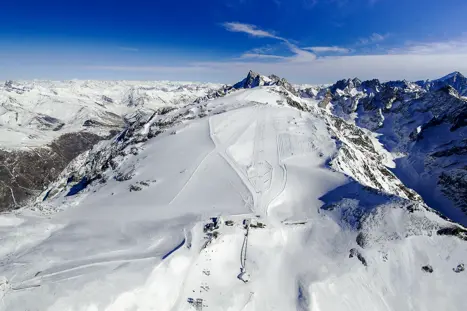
<box><xmin>196</xmin><ymin>71</ymin><xmax>299</xmax><ymax>104</ymax></box>
<box><xmin>0</xmin><ymin>132</ymin><xmax>104</xmax><ymax>211</ymax></box>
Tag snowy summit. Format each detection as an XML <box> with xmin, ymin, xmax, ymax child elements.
<box><xmin>0</xmin><ymin>71</ymin><xmax>466</xmax><ymax>311</ymax></box>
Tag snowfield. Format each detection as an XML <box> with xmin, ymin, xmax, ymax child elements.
<box><xmin>0</xmin><ymin>83</ymin><xmax>466</xmax><ymax>311</ymax></box>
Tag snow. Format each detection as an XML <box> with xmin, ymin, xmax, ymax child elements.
<box><xmin>0</xmin><ymin>214</ymin><xmax>24</xmax><ymax>227</ymax></box>
<box><xmin>0</xmin><ymin>86</ymin><xmax>466</xmax><ymax>311</ymax></box>
<box><xmin>0</xmin><ymin>80</ymin><xmax>221</xmax><ymax>149</ymax></box>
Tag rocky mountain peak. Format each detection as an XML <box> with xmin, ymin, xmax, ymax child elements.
<box><xmin>233</xmin><ymin>70</ymin><xmax>264</xmax><ymax>89</ymax></box>
<box><xmin>331</xmin><ymin>78</ymin><xmax>362</xmax><ymax>93</ymax></box>
<box><xmin>229</xmin><ymin>71</ymin><xmax>298</xmax><ymax>95</ymax></box>
<box><xmin>416</xmin><ymin>71</ymin><xmax>467</xmax><ymax>96</ymax></box>
<box><xmin>437</xmin><ymin>71</ymin><xmax>464</xmax><ymax>82</ymax></box>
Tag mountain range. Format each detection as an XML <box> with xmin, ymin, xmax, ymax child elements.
<box><xmin>0</xmin><ymin>71</ymin><xmax>466</xmax><ymax>311</ymax></box>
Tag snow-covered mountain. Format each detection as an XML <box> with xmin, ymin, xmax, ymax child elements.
<box><xmin>0</xmin><ymin>79</ymin><xmax>222</xmax><ymax>149</ymax></box>
<box><xmin>0</xmin><ymin>80</ymin><xmax>221</xmax><ymax>211</ymax></box>
<box><xmin>416</xmin><ymin>71</ymin><xmax>467</xmax><ymax>96</ymax></box>
<box><xmin>0</xmin><ymin>72</ymin><xmax>466</xmax><ymax>311</ymax></box>
<box><xmin>309</xmin><ymin>72</ymin><xmax>467</xmax><ymax>225</ymax></box>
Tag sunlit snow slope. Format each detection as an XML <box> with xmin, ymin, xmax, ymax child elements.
<box><xmin>0</xmin><ymin>86</ymin><xmax>466</xmax><ymax>311</ymax></box>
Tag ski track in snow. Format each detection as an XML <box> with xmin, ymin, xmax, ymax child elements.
<box><xmin>1</xmin><ymin>87</ymin><xmax>467</xmax><ymax>311</ymax></box>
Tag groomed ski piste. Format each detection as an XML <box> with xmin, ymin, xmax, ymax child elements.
<box><xmin>0</xmin><ymin>87</ymin><xmax>466</xmax><ymax>311</ymax></box>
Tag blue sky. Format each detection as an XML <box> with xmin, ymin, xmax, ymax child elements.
<box><xmin>1</xmin><ymin>0</ymin><xmax>467</xmax><ymax>83</ymax></box>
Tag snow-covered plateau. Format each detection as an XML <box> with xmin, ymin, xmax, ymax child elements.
<box><xmin>0</xmin><ymin>72</ymin><xmax>466</xmax><ymax>311</ymax></box>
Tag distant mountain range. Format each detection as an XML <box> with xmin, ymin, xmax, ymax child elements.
<box><xmin>1</xmin><ymin>70</ymin><xmax>466</xmax><ymax>311</ymax></box>
<box><xmin>1</xmin><ymin>71</ymin><xmax>467</xmax><ymax>224</ymax></box>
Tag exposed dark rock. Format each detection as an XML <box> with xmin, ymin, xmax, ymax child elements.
<box><xmin>436</xmin><ymin>226</ymin><xmax>467</xmax><ymax>241</ymax></box>
<box><xmin>129</xmin><ymin>184</ymin><xmax>142</xmax><ymax>192</ymax></box>
<box><xmin>349</xmin><ymin>248</ymin><xmax>367</xmax><ymax>266</ymax></box>
<box><xmin>83</xmin><ymin>119</ymin><xmax>107</xmax><ymax>127</ymax></box>
<box><xmin>114</xmin><ymin>171</ymin><xmax>134</xmax><ymax>182</ymax></box>
<box><xmin>356</xmin><ymin>232</ymin><xmax>368</xmax><ymax>248</ymax></box>
<box><xmin>101</xmin><ymin>95</ymin><xmax>114</xmax><ymax>103</ymax></box>
<box><xmin>233</xmin><ymin>70</ymin><xmax>263</xmax><ymax>89</ymax></box>
<box><xmin>438</xmin><ymin>170</ymin><xmax>467</xmax><ymax>215</ymax></box>
<box><xmin>431</xmin><ymin>142</ymin><xmax>467</xmax><ymax>157</ymax></box>
<box><xmin>195</xmin><ymin>71</ymin><xmax>299</xmax><ymax>104</ymax></box>
<box><xmin>0</xmin><ymin>132</ymin><xmax>103</xmax><ymax>211</ymax></box>
<box><xmin>421</xmin><ymin>265</ymin><xmax>433</xmax><ymax>273</ymax></box>
<box><xmin>453</xmin><ymin>263</ymin><xmax>465</xmax><ymax>273</ymax></box>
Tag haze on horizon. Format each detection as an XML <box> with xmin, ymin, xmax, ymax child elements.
<box><xmin>1</xmin><ymin>0</ymin><xmax>467</xmax><ymax>83</ymax></box>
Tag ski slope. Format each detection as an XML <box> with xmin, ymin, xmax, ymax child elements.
<box><xmin>0</xmin><ymin>87</ymin><xmax>466</xmax><ymax>311</ymax></box>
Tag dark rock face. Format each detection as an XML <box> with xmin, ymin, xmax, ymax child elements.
<box><xmin>233</xmin><ymin>70</ymin><xmax>263</xmax><ymax>89</ymax></box>
<box><xmin>356</xmin><ymin>232</ymin><xmax>368</xmax><ymax>248</ymax></box>
<box><xmin>349</xmin><ymin>248</ymin><xmax>367</xmax><ymax>266</ymax></box>
<box><xmin>436</xmin><ymin>226</ymin><xmax>467</xmax><ymax>241</ymax></box>
<box><xmin>438</xmin><ymin>170</ymin><xmax>467</xmax><ymax>215</ymax></box>
<box><xmin>421</xmin><ymin>265</ymin><xmax>434</xmax><ymax>273</ymax></box>
<box><xmin>0</xmin><ymin>132</ymin><xmax>103</xmax><ymax>211</ymax></box>
<box><xmin>196</xmin><ymin>71</ymin><xmax>299</xmax><ymax>104</ymax></box>
<box><xmin>453</xmin><ymin>264</ymin><xmax>465</xmax><ymax>273</ymax></box>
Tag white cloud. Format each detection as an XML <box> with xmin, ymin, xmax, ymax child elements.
<box><xmin>303</xmin><ymin>46</ymin><xmax>350</xmax><ymax>53</ymax></box>
<box><xmin>198</xmin><ymin>53</ymin><xmax>467</xmax><ymax>83</ymax></box>
<box><xmin>358</xmin><ymin>33</ymin><xmax>388</xmax><ymax>45</ymax></box>
<box><xmin>222</xmin><ymin>22</ymin><xmax>286</xmax><ymax>41</ymax></box>
<box><xmin>222</xmin><ymin>22</ymin><xmax>316</xmax><ymax>62</ymax></box>
<box><xmin>389</xmin><ymin>38</ymin><xmax>467</xmax><ymax>55</ymax></box>
<box><xmin>90</xmin><ymin>52</ymin><xmax>467</xmax><ymax>84</ymax></box>
<box><xmin>286</xmin><ymin>43</ymin><xmax>317</xmax><ymax>62</ymax></box>
<box><xmin>89</xmin><ymin>27</ymin><xmax>467</xmax><ymax>84</ymax></box>
<box><xmin>239</xmin><ymin>53</ymin><xmax>287</xmax><ymax>59</ymax></box>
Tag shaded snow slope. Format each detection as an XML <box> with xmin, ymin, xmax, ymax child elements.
<box><xmin>1</xmin><ymin>86</ymin><xmax>466</xmax><ymax>311</ymax></box>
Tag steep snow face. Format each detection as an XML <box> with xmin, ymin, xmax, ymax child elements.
<box><xmin>0</xmin><ymin>80</ymin><xmax>221</xmax><ymax>149</ymax></box>
<box><xmin>1</xmin><ymin>85</ymin><xmax>466</xmax><ymax>311</ymax></box>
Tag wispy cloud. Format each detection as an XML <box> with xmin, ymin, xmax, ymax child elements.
<box><xmin>303</xmin><ymin>46</ymin><xmax>350</xmax><ymax>53</ymax></box>
<box><xmin>222</xmin><ymin>22</ymin><xmax>316</xmax><ymax>62</ymax></box>
<box><xmin>389</xmin><ymin>38</ymin><xmax>467</xmax><ymax>55</ymax></box>
<box><xmin>239</xmin><ymin>53</ymin><xmax>287</xmax><ymax>60</ymax></box>
<box><xmin>89</xmin><ymin>25</ymin><xmax>467</xmax><ymax>84</ymax></box>
<box><xmin>222</xmin><ymin>22</ymin><xmax>286</xmax><ymax>41</ymax></box>
<box><xmin>358</xmin><ymin>33</ymin><xmax>388</xmax><ymax>45</ymax></box>
<box><xmin>87</xmin><ymin>52</ymin><xmax>467</xmax><ymax>84</ymax></box>
<box><xmin>286</xmin><ymin>43</ymin><xmax>317</xmax><ymax>62</ymax></box>
<box><xmin>119</xmin><ymin>46</ymin><xmax>139</xmax><ymax>52</ymax></box>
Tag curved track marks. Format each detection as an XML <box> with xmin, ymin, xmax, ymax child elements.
<box><xmin>209</xmin><ymin>105</ymin><xmax>290</xmax><ymax>218</ymax></box>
